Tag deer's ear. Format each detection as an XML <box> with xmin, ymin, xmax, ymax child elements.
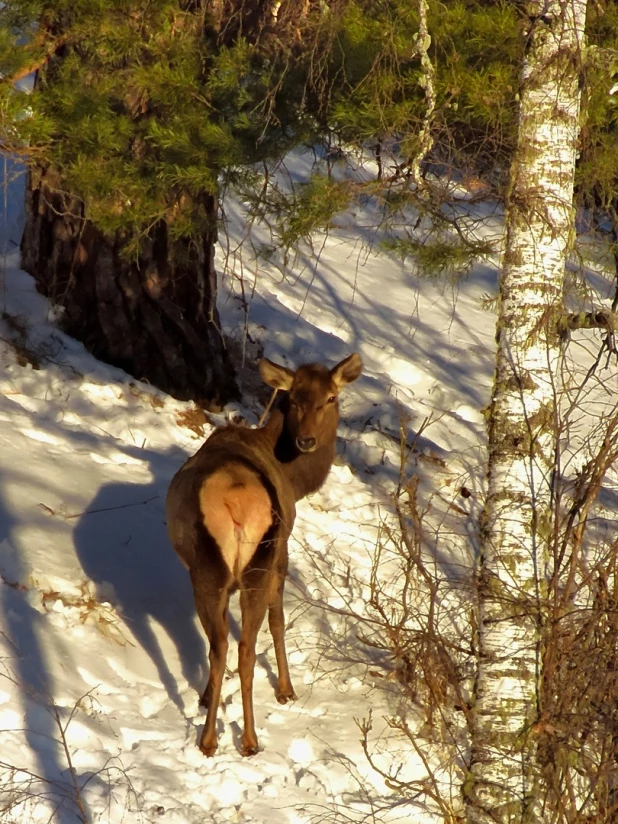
<box><xmin>330</xmin><ymin>353</ymin><xmax>362</xmax><ymax>388</ymax></box>
<box><xmin>259</xmin><ymin>358</ymin><xmax>296</xmax><ymax>391</ymax></box>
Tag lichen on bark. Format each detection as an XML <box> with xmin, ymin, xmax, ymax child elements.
<box><xmin>465</xmin><ymin>2</ymin><xmax>588</xmax><ymax>822</ymax></box>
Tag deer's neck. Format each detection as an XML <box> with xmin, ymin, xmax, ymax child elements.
<box><xmin>273</xmin><ymin>425</ymin><xmax>336</xmax><ymax>502</ymax></box>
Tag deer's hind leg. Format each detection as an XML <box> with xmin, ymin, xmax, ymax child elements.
<box><xmin>238</xmin><ymin>568</ymin><xmax>272</xmax><ymax>756</ymax></box>
<box><xmin>191</xmin><ymin>566</ymin><xmax>232</xmax><ymax>757</ymax></box>
<box><xmin>268</xmin><ymin>568</ymin><xmax>296</xmax><ymax>705</ymax></box>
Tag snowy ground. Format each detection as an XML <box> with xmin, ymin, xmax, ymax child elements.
<box><xmin>0</xmin><ymin>162</ymin><xmax>504</xmax><ymax>823</ymax></box>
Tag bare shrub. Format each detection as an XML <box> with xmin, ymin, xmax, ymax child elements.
<box><xmin>346</xmin><ymin>420</ymin><xmax>476</xmax><ymax>823</ymax></box>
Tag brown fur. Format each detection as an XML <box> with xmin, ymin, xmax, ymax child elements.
<box><xmin>165</xmin><ymin>353</ymin><xmax>361</xmax><ymax>758</ymax></box>
<box><xmin>260</xmin><ymin>353</ymin><xmax>362</xmax><ymax>500</ymax></box>
<box><xmin>200</xmin><ymin>463</ymin><xmax>273</xmax><ymax>579</ymax></box>
<box><xmin>166</xmin><ymin>420</ymin><xmax>296</xmax><ymax>757</ymax></box>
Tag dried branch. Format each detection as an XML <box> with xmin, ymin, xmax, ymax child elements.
<box><xmin>2</xmin><ymin>32</ymin><xmax>70</xmax><ymax>85</ymax></box>
<box><xmin>559</xmin><ymin>310</ymin><xmax>617</xmax><ymax>333</ymax></box>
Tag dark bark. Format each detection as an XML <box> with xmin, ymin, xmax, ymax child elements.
<box><xmin>21</xmin><ymin>166</ymin><xmax>238</xmax><ymax>406</ymax></box>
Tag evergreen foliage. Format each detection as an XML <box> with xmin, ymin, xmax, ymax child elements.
<box><xmin>242</xmin><ymin>0</ymin><xmax>524</xmax><ymax>275</ymax></box>
<box><xmin>0</xmin><ymin>0</ymin><xmax>321</xmax><ymax>251</ymax></box>
<box><xmin>0</xmin><ymin>0</ymin><xmax>525</xmax><ymax>251</ymax></box>
<box><xmin>430</xmin><ymin>0</ymin><xmax>521</xmax><ymax>169</ymax></box>
<box><xmin>1</xmin><ymin>1</ymin><xmax>616</xmax><ymax>269</ymax></box>
<box><xmin>382</xmin><ymin>233</ymin><xmax>495</xmax><ymax>280</ymax></box>
<box><xmin>1</xmin><ymin>0</ymin><xmax>617</xmax><ymax>376</ymax></box>
<box><xmin>308</xmin><ymin>0</ymin><xmax>522</xmax><ymax>172</ymax></box>
<box><xmin>578</xmin><ymin>2</ymin><xmax>618</xmax><ymax>219</ymax></box>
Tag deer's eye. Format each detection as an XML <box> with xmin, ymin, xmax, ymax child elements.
<box><xmin>327</xmin><ymin>395</ymin><xmax>337</xmax><ymax>404</ymax></box>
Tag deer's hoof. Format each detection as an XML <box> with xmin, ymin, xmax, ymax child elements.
<box><xmin>276</xmin><ymin>688</ymin><xmax>297</xmax><ymax>705</ymax></box>
<box><xmin>199</xmin><ymin>741</ymin><xmax>217</xmax><ymax>758</ymax></box>
<box><xmin>241</xmin><ymin>740</ymin><xmax>260</xmax><ymax>757</ymax></box>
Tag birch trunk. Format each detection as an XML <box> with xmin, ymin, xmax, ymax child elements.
<box><xmin>465</xmin><ymin>2</ymin><xmax>588</xmax><ymax>821</ymax></box>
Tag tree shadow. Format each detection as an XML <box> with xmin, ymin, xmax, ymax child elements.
<box><xmin>72</xmin><ymin>446</ymin><xmax>207</xmax><ymax>715</ymax></box>
<box><xmin>0</xmin><ymin>486</ymin><xmax>87</xmax><ymax>823</ymax></box>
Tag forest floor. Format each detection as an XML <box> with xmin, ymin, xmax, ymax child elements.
<box><xmin>0</xmin><ymin>157</ymin><xmax>550</xmax><ymax>823</ymax></box>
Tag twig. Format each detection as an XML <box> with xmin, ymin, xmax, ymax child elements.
<box><xmin>257</xmin><ymin>388</ymin><xmax>278</xmax><ymax>427</ymax></box>
<box><xmin>64</xmin><ymin>496</ymin><xmax>159</xmax><ymax>520</ymax></box>
<box><xmin>50</xmin><ymin>700</ymin><xmax>92</xmax><ymax>823</ymax></box>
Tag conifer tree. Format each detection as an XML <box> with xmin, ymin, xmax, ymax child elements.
<box><xmin>0</xmin><ymin>1</ymin><xmax>324</xmax><ymax>402</ymax></box>
<box><xmin>0</xmin><ymin>0</ymin><xmax>526</xmax><ymax>401</ymax></box>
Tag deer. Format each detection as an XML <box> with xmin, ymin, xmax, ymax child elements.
<box><xmin>165</xmin><ymin>352</ymin><xmax>362</xmax><ymax>757</ymax></box>
<box><xmin>259</xmin><ymin>352</ymin><xmax>362</xmax><ymax>501</ymax></box>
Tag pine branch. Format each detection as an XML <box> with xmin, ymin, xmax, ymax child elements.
<box><xmin>2</xmin><ymin>32</ymin><xmax>69</xmax><ymax>85</ymax></box>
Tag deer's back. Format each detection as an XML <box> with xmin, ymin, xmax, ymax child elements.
<box><xmin>166</xmin><ymin>424</ymin><xmax>296</xmax><ymax>573</ymax></box>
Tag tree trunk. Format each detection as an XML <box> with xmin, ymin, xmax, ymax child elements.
<box><xmin>465</xmin><ymin>2</ymin><xmax>587</xmax><ymax>822</ymax></box>
<box><xmin>21</xmin><ymin>165</ymin><xmax>237</xmax><ymax>406</ymax></box>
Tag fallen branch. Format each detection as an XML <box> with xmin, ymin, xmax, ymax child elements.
<box><xmin>64</xmin><ymin>496</ymin><xmax>159</xmax><ymax>520</ymax></box>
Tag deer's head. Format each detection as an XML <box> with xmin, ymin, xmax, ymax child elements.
<box><xmin>259</xmin><ymin>353</ymin><xmax>362</xmax><ymax>453</ymax></box>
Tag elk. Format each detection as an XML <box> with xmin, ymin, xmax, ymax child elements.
<box><xmin>166</xmin><ymin>353</ymin><xmax>362</xmax><ymax>757</ymax></box>
<box><xmin>260</xmin><ymin>352</ymin><xmax>362</xmax><ymax>501</ymax></box>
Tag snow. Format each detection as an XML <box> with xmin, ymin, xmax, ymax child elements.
<box><xmin>0</xmin><ymin>163</ymin><xmax>505</xmax><ymax>823</ymax></box>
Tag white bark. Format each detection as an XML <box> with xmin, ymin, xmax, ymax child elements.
<box><xmin>408</xmin><ymin>0</ymin><xmax>435</xmax><ymax>186</ymax></box>
<box><xmin>466</xmin><ymin>2</ymin><xmax>588</xmax><ymax>822</ymax></box>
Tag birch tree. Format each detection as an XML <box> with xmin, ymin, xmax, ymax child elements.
<box><xmin>465</xmin><ymin>1</ymin><xmax>588</xmax><ymax>822</ymax></box>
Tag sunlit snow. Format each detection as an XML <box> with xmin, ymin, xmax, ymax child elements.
<box><xmin>0</xmin><ymin>157</ymin><xmax>528</xmax><ymax>823</ymax></box>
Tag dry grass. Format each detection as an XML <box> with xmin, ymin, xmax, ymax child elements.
<box><xmin>38</xmin><ymin>580</ymin><xmax>134</xmax><ymax>647</ymax></box>
<box><xmin>175</xmin><ymin>404</ymin><xmax>213</xmax><ymax>437</ymax></box>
